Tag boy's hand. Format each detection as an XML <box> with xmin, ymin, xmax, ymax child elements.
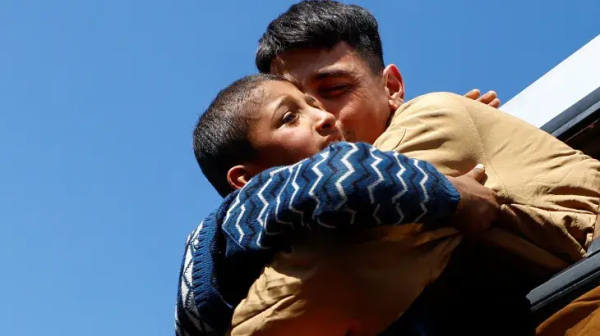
<box><xmin>465</xmin><ymin>89</ymin><xmax>501</xmax><ymax>108</ymax></box>
<box><xmin>446</xmin><ymin>164</ymin><xmax>499</xmax><ymax>237</ymax></box>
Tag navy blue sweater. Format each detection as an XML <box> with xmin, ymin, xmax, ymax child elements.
<box><xmin>175</xmin><ymin>142</ymin><xmax>461</xmax><ymax>335</ymax></box>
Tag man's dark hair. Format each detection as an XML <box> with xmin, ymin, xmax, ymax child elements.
<box><xmin>256</xmin><ymin>0</ymin><xmax>384</xmax><ymax>74</ymax></box>
<box><xmin>193</xmin><ymin>74</ymin><xmax>286</xmax><ymax>197</ymax></box>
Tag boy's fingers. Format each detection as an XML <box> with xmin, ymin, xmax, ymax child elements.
<box><xmin>464</xmin><ymin>89</ymin><xmax>481</xmax><ymax>100</ymax></box>
<box><xmin>489</xmin><ymin>98</ymin><xmax>501</xmax><ymax>108</ymax></box>
<box><xmin>465</xmin><ymin>90</ymin><xmax>501</xmax><ymax>108</ymax></box>
<box><xmin>478</xmin><ymin>90</ymin><xmax>498</xmax><ymax>104</ymax></box>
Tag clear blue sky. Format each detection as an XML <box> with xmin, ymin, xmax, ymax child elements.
<box><xmin>1</xmin><ymin>1</ymin><xmax>598</xmax><ymax>335</ymax></box>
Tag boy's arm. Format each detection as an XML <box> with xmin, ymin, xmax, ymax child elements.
<box><xmin>175</xmin><ymin>141</ymin><xmax>497</xmax><ymax>335</ymax></box>
<box><xmin>222</xmin><ymin>141</ymin><xmax>494</xmax><ymax>253</ymax></box>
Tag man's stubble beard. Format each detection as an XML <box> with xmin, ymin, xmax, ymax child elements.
<box><xmin>343</xmin><ymin>130</ymin><xmax>356</xmax><ymax>142</ymax></box>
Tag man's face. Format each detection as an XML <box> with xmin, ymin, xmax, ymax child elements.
<box><xmin>270</xmin><ymin>42</ymin><xmax>400</xmax><ymax>144</ymax></box>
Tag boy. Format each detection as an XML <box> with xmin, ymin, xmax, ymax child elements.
<box><xmin>177</xmin><ymin>74</ymin><xmax>499</xmax><ymax>336</ymax></box>
<box><xmin>180</xmin><ymin>74</ymin><xmax>600</xmax><ymax>335</ymax></box>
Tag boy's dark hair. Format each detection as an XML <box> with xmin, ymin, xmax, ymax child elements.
<box><xmin>193</xmin><ymin>74</ymin><xmax>287</xmax><ymax>197</ymax></box>
<box><xmin>256</xmin><ymin>0</ymin><xmax>384</xmax><ymax>74</ymax></box>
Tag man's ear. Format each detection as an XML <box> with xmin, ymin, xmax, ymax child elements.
<box><xmin>227</xmin><ymin>165</ymin><xmax>253</xmax><ymax>191</ymax></box>
<box><xmin>383</xmin><ymin>64</ymin><xmax>405</xmax><ymax>111</ymax></box>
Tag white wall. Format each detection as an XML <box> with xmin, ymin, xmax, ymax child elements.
<box><xmin>501</xmin><ymin>34</ymin><xmax>600</xmax><ymax>128</ymax></box>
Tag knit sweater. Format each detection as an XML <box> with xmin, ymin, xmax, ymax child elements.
<box><xmin>174</xmin><ymin>142</ymin><xmax>461</xmax><ymax>335</ymax></box>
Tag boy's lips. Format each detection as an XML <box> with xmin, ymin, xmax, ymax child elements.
<box><xmin>321</xmin><ymin>133</ymin><xmax>343</xmax><ymax>149</ymax></box>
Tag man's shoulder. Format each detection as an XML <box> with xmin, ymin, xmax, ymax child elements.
<box><xmin>401</xmin><ymin>92</ymin><xmax>473</xmax><ymax>112</ymax></box>
<box><xmin>376</xmin><ymin>92</ymin><xmax>482</xmax><ymax>152</ymax></box>
<box><xmin>387</xmin><ymin>92</ymin><xmax>474</xmax><ymax>125</ymax></box>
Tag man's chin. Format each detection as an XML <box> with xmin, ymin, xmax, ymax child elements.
<box><xmin>343</xmin><ymin>130</ymin><xmax>356</xmax><ymax>142</ymax></box>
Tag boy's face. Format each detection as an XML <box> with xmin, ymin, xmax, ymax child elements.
<box><xmin>249</xmin><ymin>80</ymin><xmax>344</xmax><ymax>170</ymax></box>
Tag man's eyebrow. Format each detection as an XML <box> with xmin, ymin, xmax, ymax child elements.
<box><xmin>313</xmin><ymin>68</ymin><xmax>354</xmax><ymax>81</ymax></box>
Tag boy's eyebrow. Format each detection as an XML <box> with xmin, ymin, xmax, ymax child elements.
<box><xmin>269</xmin><ymin>95</ymin><xmax>296</xmax><ymax>123</ymax></box>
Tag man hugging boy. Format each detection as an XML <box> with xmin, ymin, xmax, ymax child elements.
<box><xmin>176</xmin><ymin>71</ymin><xmax>600</xmax><ymax>335</ymax></box>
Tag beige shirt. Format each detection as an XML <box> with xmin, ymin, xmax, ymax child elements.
<box><xmin>230</xmin><ymin>92</ymin><xmax>600</xmax><ymax>336</ymax></box>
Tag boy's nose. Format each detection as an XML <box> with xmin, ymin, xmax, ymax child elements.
<box><xmin>314</xmin><ymin>109</ymin><xmax>337</xmax><ymax>133</ymax></box>
<box><xmin>305</xmin><ymin>93</ymin><xmax>338</xmax><ymax>133</ymax></box>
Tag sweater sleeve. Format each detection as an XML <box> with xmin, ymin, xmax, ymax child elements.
<box><xmin>222</xmin><ymin>141</ymin><xmax>460</xmax><ymax>255</ymax></box>
<box><xmin>177</xmin><ymin>142</ymin><xmax>462</xmax><ymax>335</ymax></box>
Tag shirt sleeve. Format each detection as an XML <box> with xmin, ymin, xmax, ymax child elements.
<box><xmin>176</xmin><ymin>142</ymin><xmax>462</xmax><ymax>335</ymax></box>
<box><xmin>221</xmin><ymin>141</ymin><xmax>461</xmax><ymax>255</ymax></box>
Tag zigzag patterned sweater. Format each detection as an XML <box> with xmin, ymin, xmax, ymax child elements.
<box><xmin>175</xmin><ymin>142</ymin><xmax>461</xmax><ymax>335</ymax></box>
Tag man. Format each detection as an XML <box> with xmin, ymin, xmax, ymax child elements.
<box><xmin>254</xmin><ymin>0</ymin><xmax>592</xmax><ymax>333</ymax></box>
<box><xmin>176</xmin><ymin>1</ymin><xmax>509</xmax><ymax>335</ymax></box>
<box><xmin>241</xmin><ymin>1</ymin><xmax>547</xmax><ymax>335</ymax></box>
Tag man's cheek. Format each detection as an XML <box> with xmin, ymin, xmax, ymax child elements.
<box><xmin>343</xmin><ymin>129</ymin><xmax>357</xmax><ymax>142</ymax></box>
<box><xmin>322</xmin><ymin>95</ymin><xmax>352</xmax><ymax>117</ymax></box>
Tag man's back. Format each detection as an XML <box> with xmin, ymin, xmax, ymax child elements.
<box><xmin>375</xmin><ymin>92</ymin><xmax>600</xmax><ymax>266</ymax></box>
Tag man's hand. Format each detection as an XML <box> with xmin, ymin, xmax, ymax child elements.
<box><xmin>465</xmin><ymin>89</ymin><xmax>500</xmax><ymax>108</ymax></box>
<box><xmin>446</xmin><ymin>164</ymin><xmax>500</xmax><ymax>237</ymax></box>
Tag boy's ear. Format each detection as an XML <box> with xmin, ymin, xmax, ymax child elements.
<box><xmin>383</xmin><ymin>64</ymin><xmax>405</xmax><ymax>111</ymax></box>
<box><xmin>227</xmin><ymin>165</ymin><xmax>253</xmax><ymax>191</ymax></box>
